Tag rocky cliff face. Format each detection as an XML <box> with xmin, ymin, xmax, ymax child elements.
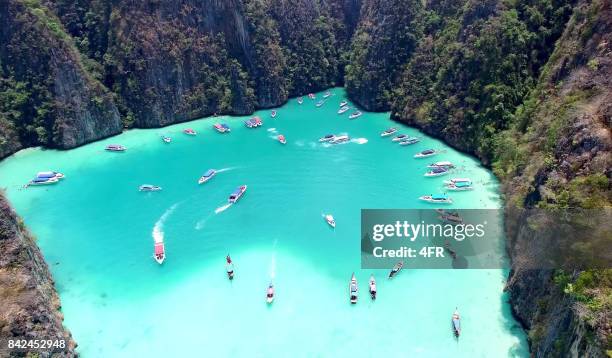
<box><xmin>0</xmin><ymin>193</ymin><xmax>77</xmax><ymax>357</ymax></box>
<box><xmin>0</xmin><ymin>0</ymin><xmax>121</xmax><ymax>159</ymax></box>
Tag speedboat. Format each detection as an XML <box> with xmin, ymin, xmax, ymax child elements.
<box><xmin>446</xmin><ymin>181</ymin><xmax>473</xmax><ymax>191</ymax></box>
<box><xmin>414</xmin><ymin>149</ymin><xmax>437</xmax><ymax>158</ymax></box>
<box><xmin>427</xmin><ymin>161</ymin><xmax>455</xmax><ymax>169</ymax></box>
<box><xmin>161</xmin><ymin>135</ymin><xmax>172</xmax><ymax>143</ymax></box>
<box><xmin>271</xmin><ymin>110</ymin><xmax>277</xmax><ymax>118</ymax></box>
<box><xmin>389</xmin><ymin>261</ymin><xmax>403</xmax><ymax>278</ymax></box>
<box><xmin>330</xmin><ymin>135</ymin><xmax>350</xmax><ymax>144</ymax></box>
<box><xmin>419</xmin><ymin>194</ymin><xmax>453</xmax><ymax>204</ymax></box>
<box><xmin>380</xmin><ymin>128</ymin><xmax>397</xmax><ymax>137</ymax></box>
<box><xmin>392</xmin><ymin>134</ymin><xmax>408</xmax><ymax>142</ymax></box>
<box><xmin>315</xmin><ymin>100</ymin><xmax>325</xmax><ymax>107</ymax></box>
<box><xmin>252</xmin><ymin>116</ymin><xmax>263</xmax><ymax>126</ymax></box>
<box><xmin>213</xmin><ymin>123</ymin><xmax>230</xmax><ymax>133</ymax></box>
<box><xmin>452</xmin><ymin>309</ymin><xmax>461</xmax><ymax>337</ymax></box>
<box><xmin>266</xmin><ymin>282</ymin><xmax>275</xmax><ymax>304</ymax></box>
<box><xmin>36</xmin><ymin>171</ymin><xmax>64</xmax><ymax>180</ymax></box>
<box><xmin>348</xmin><ymin>111</ymin><xmax>362</xmax><ymax>119</ymax></box>
<box><xmin>339</xmin><ymin>101</ymin><xmax>348</xmax><ymax>107</ymax></box>
<box><xmin>297</xmin><ymin>97</ymin><xmax>304</xmax><ymax>104</ymax></box>
<box><xmin>444</xmin><ymin>178</ymin><xmax>472</xmax><ymax>185</ymax></box>
<box><xmin>337</xmin><ymin>106</ymin><xmax>350</xmax><ymax>114</ymax></box>
<box><xmin>198</xmin><ymin>169</ymin><xmax>216</xmax><ymax>184</ymax></box>
<box><xmin>228</xmin><ymin>185</ymin><xmax>247</xmax><ymax>204</ymax></box>
<box><xmin>226</xmin><ymin>255</ymin><xmax>234</xmax><ymax>280</ymax></box>
<box><xmin>319</xmin><ymin>134</ymin><xmax>335</xmax><ymax>142</ymax></box>
<box><xmin>278</xmin><ymin>134</ymin><xmax>287</xmax><ymax>144</ymax></box>
<box><xmin>139</xmin><ymin>184</ymin><xmax>162</xmax><ymax>191</ymax></box>
<box><xmin>28</xmin><ymin>177</ymin><xmax>59</xmax><ymax>186</ymax></box>
<box><xmin>154</xmin><ymin>241</ymin><xmax>165</xmax><ymax>264</ymax></box>
<box><xmin>183</xmin><ymin>128</ymin><xmax>197</xmax><ymax>136</ymax></box>
<box><xmin>438</xmin><ymin>211</ymin><xmax>463</xmax><ymax>224</ymax></box>
<box><xmin>399</xmin><ymin>137</ymin><xmax>420</xmax><ymax>145</ymax></box>
<box><xmin>424</xmin><ymin>167</ymin><xmax>449</xmax><ymax>177</ymax></box>
<box><xmin>369</xmin><ymin>275</ymin><xmax>377</xmax><ymax>300</ymax></box>
<box><xmin>245</xmin><ymin>119</ymin><xmax>256</xmax><ymax>128</ymax></box>
<box><xmin>308</xmin><ymin>93</ymin><xmax>315</xmax><ymax>99</ymax></box>
<box><xmin>325</xmin><ymin>214</ymin><xmax>336</xmax><ymax>228</ymax></box>
<box><xmin>323</xmin><ymin>91</ymin><xmax>331</xmax><ymax>98</ymax></box>
<box><xmin>105</xmin><ymin>144</ymin><xmax>126</xmax><ymax>151</ymax></box>
<box><xmin>349</xmin><ymin>273</ymin><xmax>358</xmax><ymax>304</ymax></box>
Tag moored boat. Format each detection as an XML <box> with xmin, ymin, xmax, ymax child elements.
<box><xmin>438</xmin><ymin>211</ymin><xmax>463</xmax><ymax>224</ymax></box>
<box><xmin>389</xmin><ymin>261</ymin><xmax>403</xmax><ymax>278</ymax></box>
<box><xmin>245</xmin><ymin>119</ymin><xmax>256</xmax><ymax>128</ymax></box>
<box><xmin>452</xmin><ymin>309</ymin><xmax>461</xmax><ymax>337</ymax></box>
<box><xmin>226</xmin><ymin>255</ymin><xmax>235</xmax><ymax>280</ymax></box>
<box><xmin>36</xmin><ymin>171</ymin><xmax>64</xmax><ymax>180</ymax></box>
<box><xmin>319</xmin><ymin>134</ymin><xmax>335</xmax><ymax>142</ymax></box>
<box><xmin>446</xmin><ymin>181</ymin><xmax>474</xmax><ymax>191</ymax></box>
<box><xmin>380</xmin><ymin>128</ymin><xmax>397</xmax><ymax>137</ymax></box>
<box><xmin>427</xmin><ymin>161</ymin><xmax>455</xmax><ymax>169</ymax></box>
<box><xmin>339</xmin><ymin>100</ymin><xmax>348</xmax><ymax>107</ymax></box>
<box><xmin>424</xmin><ymin>167</ymin><xmax>449</xmax><ymax>177</ymax></box>
<box><xmin>444</xmin><ymin>178</ymin><xmax>472</xmax><ymax>185</ymax></box>
<box><xmin>266</xmin><ymin>282</ymin><xmax>275</xmax><ymax>303</ymax></box>
<box><xmin>348</xmin><ymin>111</ymin><xmax>363</xmax><ymax>119</ymax></box>
<box><xmin>369</xmin><ymin>275</ymin><xmax>377</xmax><ymax>300</ymax></box>
<box><xmin>392</xmin><ymin>134</ymin><xmax>408</xmax><ymax>142</ymax></box>
<box><xmin>183</xmin><ymin>128</ymin><xmax>197</xmax><ymax>136</ymax></box>
<box><xmin>419</xmin><ymin>194</ymin><xmax>453</xmax><ymax>204</ymax></box>
<box><xmin>323</xmin><ymin>91</ymin><xmax>331</xmax><ymax>98</ymax></box>
<box><xmin>252</xmin><ymin>116</ymin><xmax>263</xmax><ymax>126</ymax></box>
<box><xmin>330</xmin><ymin>135</ymin><xmax>350</xmax><ymax>144</ymax></box>
<box><xmin>325</xmin><ymin>214</ymin><xmax>336</xmax><ymax>228</ymax></box>
<box><xmin>154</xmin><ymin>241</ymin><xmax>165</xmax><ymax>264</ymax></box>
<box><xmin>161</xmin><ymin>135</ymin><xmax>172</xmax><ymax>143</ymax></box>
<box><xmin>349</xmin><ymin>273</ymin><xmax>358</xmax><ymax>304</ymax></box>
<box><xmin>105</xmin><ymin>144</ymin><xmax>126</xmax><ymax>152</ymax></box>
<box><xmin>337</xmin><ymin>106</ymin><xmax>350</xmax><ymax>114</ymax></box>
<box><xmin>297</xmin><ymin>97</ymin><xmax>304</xmax><ymax>104</ymax></box>
<box><xmin>278</xmin><ymin>134</ymin><xmax>286</xmax><ymax>144</ymax></box>
<box><xmin>308</xmin><ymin>93</ymin><xmax>315</xmax><ymax>99</ymax></box>
<box><xmin>228</xmin><ymin>185</ymin><xmax>247</xmax><ymax>203</ymax></box>
<box><xmin>399</xmin><ymin>137</ymin><xmax>420</xmax><ymax>145</ymax></box>
<box><xmin>213</xmin><ymin>123</ymin><xmax>231</xmax><ymax>133</ymax></box>
<box><xmin>139</xmin><ymin>184</ymin><xmax>162</xmax><ymax>191</ymax></box>
<box><xmin>271</xmin><ymin>110</ymin><xmax>277</xmax><ymax>118</ymax></box>
<box><xmin>315</xmin><ymin>100</ymin><xmax>325</xmax><ymax>107</ymax></box>
<box><xmin>28</xmin><ymin>177</ymin><xmax>59</xmax><ymax>186</ymax></box>
<box><xmin>198</xmin><ymin>169</ymin><xmax>217</xmax><ymax>184</ymax></box>
<box><xmin>414</xmin><ymin>149</ymin><xmax>437</xmax><ymax>158</ymax></box>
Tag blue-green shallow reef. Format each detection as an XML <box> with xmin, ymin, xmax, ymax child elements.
<box><xmin>0</xmin><ymin>88</ymin><xmax>528</xmax><ymax>357</ymax></box>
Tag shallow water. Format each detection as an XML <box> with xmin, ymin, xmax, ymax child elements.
<box><xmin>0</xmin><ymin>88</ymin><xmax>528</xmax><ymax>357</ymax></box>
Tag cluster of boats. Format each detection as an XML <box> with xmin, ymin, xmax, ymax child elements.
<box><xmin>382</xmin><ymin>128</ymin><xmax>421</xmax><ymax>145</ymax></box>
<box><xmin>348</xmin><ymin>262</ymin><xmax>403</xmax><ymax>304</ymax></box>
<box><xmin>26</xmin><ymin>171</ymin><xmax>64</xmax><ymax>187</ymax></box>
<box><xmin>245</xmin><ymin>116</ymin><xmax>263</xmax><ymax>128</ymax></box>
<box><xmin>213</xmin><ymin>123</ymin><xmax>231</xmax><ymax>133</ymax></box>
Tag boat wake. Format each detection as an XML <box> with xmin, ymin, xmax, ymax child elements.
<box><xmin>267</xmin><ymin>128</ymin><xmax>278</xmax><ymax>134</ymax></box>
<box><xmin>269</xmin><ymin>239</ymin><xmax>278</xmax><ymax>280</ymax></box>
<box><xmin>152</xmin><ymin>203</ymin><xmax>179</xmax><ymax>243</ymax></box>
<box><xmin>216</xmin><ymin>167</ymin><xmax>236</xmax><ymax>173</ymax></box>
<box><xmin>295</xmin><ymin>140</ymin><xmax>305</xmax><ymax>147</ymax></box>
<box><xmin>195</xmin><ymin>213</ymin><xmax>213</xmax><ymax>230</ymax></box>
<box><xmin>352</xmin><ymin>138</ymin><xmax>368</xmax><ymax>145</ymax></box>
<box><xmin>215</xmin><ymin>203</ymin><xmax>232</xmax><ymax>214</ymax></box>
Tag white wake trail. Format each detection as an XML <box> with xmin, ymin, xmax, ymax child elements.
<box><xmin>152</xmin><ymin>203</ymin><xmax>179</xmax><ymax>243</ymax></box>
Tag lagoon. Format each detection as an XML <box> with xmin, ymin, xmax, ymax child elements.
<box><xmin>0</xmin><ymin>88</ymin><xmax>528</xmax><ymax>357</ymax></box>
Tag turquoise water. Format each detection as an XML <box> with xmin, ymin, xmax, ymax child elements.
<box><xmin>0</xmin><ymin>88</ymin><xmax>528</xmax><ymax>357</ymax></box>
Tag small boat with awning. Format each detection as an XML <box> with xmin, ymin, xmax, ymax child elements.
<box><xmin>183</xmin><ymin>128</ymin><xmax>197</xmax><ymax>136</ymax></box>
<box><xmin>316</xmin><ymin>100</ymin><xmax>325</xmax><ymax>107</ymax></box>
<box><xmin>427</xmin><ymin>161</ymin><xmax>455</xmax><ymax>169</ymax></box>
<box><xmin>213</xmin><ymin>123</ymin><xmax>230</xmax><ymax>133</ymax></box>
<box><xmin>154</xmin><ymin>241</ymin><xmax>165</xmax><ymax>264</ymax></box>
<box><xmin>36</xmin><ymin>171</ymin><xmax>64</xmax><ymax>180</ymax></box>
<box><xmin>349</xmin><ymin>273</ymin><xmax>358</xmax><ymax>304</ymax></box>
<box><xmin>226</xmin><ymin>255</ymin><xmax>235</xmax><ymax>280</ymax></box>
<box><xmin>319</xmin><ymin>134</ymin><xmax>335</xmax><ymax>142</ymax></box>
<box><xmin>392</xmin><ymin>134</ymin><xmax>408</xmax><ymax>142</ymax></box>
<box><xmin>139</xmin><ymin>184</ymin><xmax>162</xmax><ymax>192</ymax></box>
<box><xmin>28</xmin><ymin>177</ymin><xmax>59</xmax><ymax>186</ymax></box>
<box><xmin>278</xmin><ymin>134</ymin><xmax>286</xmax><ymax>144</ymax></box>
<box><xmin>198</xmin><ymin>169</ymin><xmax>216</xmax><ymax>184</ymax></box>
<box><xmin>339</xmin><ymin>101</ymin><xmax>348</xmax><ymax>107</ymax></box>
<box><xmin>380</xmin><ymin>128</ymin><xmax>397</xmax><ymax>137</ymax></box>
<box><xmin>338</xmin><ymin>106</ymin><xmax>350</xmax><ymax>114</ymax></box>
<box><xmin>325</xmin><ymin>214</ymin><xmax>336</xmax><ymax>228</ymax></box>
<box><xmin>414</xmin><ymin>149</ymin><xmax>438</xmax><ymax>158</ymax></box>
<box><xmin>161</xmin><ymin>135</ymin><xmax>172</xmax><ymax>143</ymax></box>
<box><xmin>452</xmin><ymin>309</ymin><xmax>461</xmax><ymax>337</ymax></box>
<box><xmin>266</xmin><ymin>282</ymin><xmax>275</xmax><ymax>304</ymax></box>
<box><xmin>297</xmin><ymin>97</ymin><xmax>304</xmax><ymax>104</ymax></box>
<box><xmin>424</xmin><ymin>167</ymin><xmax>449</xmax><ymax>177</ymax></box>
<box><xmin>105</xmin><ymin>144</ymin><xmax>126</xmax><ymax>152</ymax></box>
<box><xmin>389</xmin><ymin>261</ymin><xmax>403</xmax><ymax>278</ymax></box>
<box><xmin>271</xmin><ymin>110</ymin><xmax>277</xmax><ymax>118</ymax></box>
<box><xmin>323</xmin><ymin>91</ymin><xmax>331</xmax><ymax>98</ymax></box>
<box><xmin>369</xmin><ymin>275</ymin><xmax>377</xmax><ymax>300</ymax></box>
<box><xmin>444</xmin><ymin>178</ymin><xmax>472</xmax><ymax>185</ymax></box>
<box><xmin>399</xmin><ymin>137</ymin><xmax>420</xmax><ymax>145</ymax></box>
<box><xmin>330</xmin><ymin>135</ymin><xmax>350</xmax><ymax>144</ymax></box>
<box><xmin>348</xmin><ymin>111</ymin><xmax>362</xmax><ymax>119</ymax></box>
<box><xmin>228</xmin><ymin>185</ymin><xmax>247</xmax><ymax>203</ymax></box>
<box><xmin>446</xmin><ymin>181</ymin><xmax>474</xmax><ymax>191</ymax></box>
<box><xmin>419</xmin><ymin>194</ymin><xmax>453</xmax><ymax>204</ymax></box>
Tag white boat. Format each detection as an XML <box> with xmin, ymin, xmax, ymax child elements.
<box><xmin>316</xmin><ymin>100</ymin><xmax>325</xmax><ymax>107</ymax></box>
<box><xmin>271</xmin><ymin>110</ymin><xmax>277</xmax><ymax>118</ymax></box>
<box><xmin>161</xmin><ymin>135</ymin><xmax>172</xmax><ymax>143</ymax></box>
<box><xmin>154</xmin><ymin>241</ymin><xmax>165</xmax><ymax>264</ymax></box>
<box><xmin>323</xmin><ymin>91</ymin><xmax>331</xmax><ymax>98</ymax></box>
<box><xmin>325</xmin><ymin>214</ymin><xmax>336</xmax><ymax>228</ymax></box>
<box><xmin>369</xmin><ymin>275</ymin><xmax>377</xmax><ymax>300</ymax></box>
<box><xmin>213</xmin><ymin>123</ymin><xmax>231</xmax><ymax>133</ymax></box>
<box><xmin>28</xmin><ymin>177</ymin><xmax>59</xmax><ymax>186</ymax></box>
<box><xmin>419</xmin><ymin>194</ymin><xmax>453</xmax><ymax>204</ymax></box>
<box><xmin>389</xmin><ymin>261</ymin><xmax>403</xmax><ymax>278</ymax></box>
<box><xmin>339</xmin><ymin>101</ymin><xmax>348</xmax><ymax>107</ymax></box>
<box><xmin>36</xmin><ymin>171</ymin><xmax>64</xmax><ymax>180</ymax></box>
<box><xmin>226</xmin><ymin>255</ymin><xmax>235</xmax><ymax>280</ymax></box>
<box><xmin>446</xmin><ymin>181</ymin><xmax>474</xmax><ymax>191</ymax></box>
<box><xmin>266</xmin><ymin>282</ymin><xmax>275</xmax><ymax>304</ymax></box>
<box><xmin>337</xmin><ymin>106</ymin><xmax>350</xmax><ymax>114</ymax></box>
<box><xmin>330</xmin><ymin>135</ymin><xmax>350</xmax><ymax>144</ymax></box>
<box><xmin>308</xmin><ymin>93</ymin><xmax>316</xmax><ymax>99</ymax></box>
<box><xmin>444</xmin><ymin>178</ymin><xmax>472</xmax><ymax>185</ymax></box>
<box><xmin>297</xmin><ymin>97</ymin><xmax>304</xmax><ymax>104</ymax></box>
<box><xmin>427</xmin><ymin>161</ymin><xmax>455</xmax><ymax>169</ymax></box>
<box><xmin>349</xmin><ymin>273</ymin><xmax>358</xmax><ymax>304</ymax></box>
<box><xmin>348</xmin><ymin>111</ymin><xmax>362</xmax><ymax>119</ymax></box>
<box><xmin>414</xmin><ymin>149</ymin><xmax>437</xmax><ymax>158</ymax></box>
<box><xmin>228</xmin><ymin>185</ymin><xmax>247</xmax><ymax>203</ymax></box>
<box><xmin>198</xmin><ymin>169</ymin><xmax>216</xmax><ymax>184</ymax></box>
<box><xmin>183</xmin><ymin>128</ymin><xmax>197</xmax><ymax>136</ymax></box>
<box><xmin>139</xmin><ymin>184</ymin><xmax>162</xmax><ymax>191</ymax></box>
<box><xmin>399</xmin><ymin>137</ymin><xmax>420</xmax><ymax>145</ymax></box>
<box><xmin>380</xmin><ymin>128</ymin><xmax>397</xmax><ymax>137</ymax></box>
<box><xmin>424</xmin><ymin>167</ymin><xmax>449</xmax><ymax>177</ymax></box>
<box><xmin>392</xmin><ymin>134</ymin><xmax>408</xmax><ymax>142</ymax></box>
<box><xmin>319</xmin><ymin>134</ymin><xmax>335</xmax><ymax>142</ymax></box>
<box><xmin>278</xmin><ymin>134</ymin><xmax>287</xmax><ymax>144</ymax></box>
<box><xmin>452</xmin><ymin>309</ymin><xmax>461</xmax><ymax>337</ymax></box>
<box><xmin>105</xmin><ymin>144</ymin><xmax>126</xmax><ymax>151</ymax></box>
